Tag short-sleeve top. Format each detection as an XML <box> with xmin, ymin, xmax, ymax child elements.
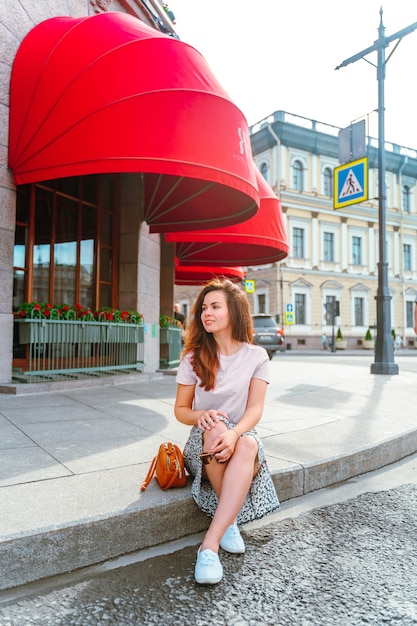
<box><xmin>176</xmin><ymin>342</ymin><xmax>270</xmax><ymax>424</ymax></box>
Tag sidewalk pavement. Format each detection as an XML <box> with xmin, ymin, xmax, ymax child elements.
<box><xmin>1</xmin><ymin>351</ymin><xmax>417</xmax><ymax>591</ymax></box>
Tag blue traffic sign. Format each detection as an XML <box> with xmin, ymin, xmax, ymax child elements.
<box><xmin>334</xmin><ymin>157</ymin><xmax>368</xmax><ymax>209</ymax></box>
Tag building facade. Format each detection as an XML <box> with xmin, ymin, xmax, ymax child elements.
<box><xmin>175</xmin><ymin>111</ymin><xmax>417</xmax><ymax>350</ymax></box>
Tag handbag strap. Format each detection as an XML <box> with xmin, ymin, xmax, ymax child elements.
<box><xmin>140</xmin><ymin>454</ymin><xmax>157</xmax><ymax>491</ymax></box>
<box><xmin>163</xmin><ymin>463</ymin><xmax>182</xmax><ymax>489</ymax></box>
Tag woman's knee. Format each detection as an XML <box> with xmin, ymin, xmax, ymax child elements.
<box><xmin>202</xmin><ymin>420</ymin><xmax>227</xmax><ymax>449</ymax></box>
<box><xmin>234</xmin><ymin>433</ymin><xmax>258</xmax><ymax>458</ymax></box>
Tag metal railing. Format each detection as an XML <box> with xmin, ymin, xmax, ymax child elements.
<box><xmin>15</xmin><ymin>319</ymin><xmax>145</xmax><ymax>382</ymax></box>
<box><xmin>159</xmin><ymin>326</ymin><xmax>182</xmax><ymax>369</ymax></box>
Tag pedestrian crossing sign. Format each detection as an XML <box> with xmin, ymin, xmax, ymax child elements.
<box><xmin>285</xmin><ymin>311</ymin><xmax>294</xmax><ymax>325</ymax></box>
<box><xmin>244</xmin><ymin>279</ymin><xmax>255</xmax><ymax>293</ymax></box>
<box><xmin>333</xmin><ymin>157</ymin><xmax>368</xmax><ymax>209</ymax></box>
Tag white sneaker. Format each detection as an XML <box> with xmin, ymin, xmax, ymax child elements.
<box><xmin>220</xmin><ymin>523</ymin><xmax>245</xmax><ymax>554</ymax></box>
<box><xmin>194</xmin><ymin>548</ymin><xmax>223</xmax><ymax>584</ymax></box>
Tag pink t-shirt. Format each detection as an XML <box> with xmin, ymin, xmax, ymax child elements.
<box><xmin>176</xmin><ymin>342</ymin><xmax>270</xmax><ymax>424</ymax></box>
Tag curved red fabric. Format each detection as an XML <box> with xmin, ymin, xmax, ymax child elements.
<box><xmin>166</xmin><ymin>168</ymin><xmax>288</xmax><ymax>265</ymax></box>
<box><xmin>175</xmin><ymin>264</ymin><xmax>244</xmax><ymax>285</ymax></box>
<box><xmin>8</xmin><ymin>13</ymin><xmax>258</xmax><ymax>232</ymax></box>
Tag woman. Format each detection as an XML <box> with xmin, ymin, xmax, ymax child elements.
<box><xmin>174</xmin><ymin>279</ymin><xmax>280</xmax><ymax>585</ymax></box>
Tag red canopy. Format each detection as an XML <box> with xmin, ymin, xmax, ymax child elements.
<box><xmin>166</xmin><ymin>168</ymin><xmax>288</xmax><ymax>265</ymax></box>
<box><xmin>8</xmin><ymin>13</ymin><xmax>258</xmax><ymax>232</ymax></box>
<box><xmin>175</xmin><ymin>264</ymin><xmax>245</xmax><ymax>285</ymax></box>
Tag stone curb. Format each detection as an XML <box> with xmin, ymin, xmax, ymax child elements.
<box><xmin>2</xmin><ymin>429</ymin><xmax>417</xmax><ymax>591</ymax></box>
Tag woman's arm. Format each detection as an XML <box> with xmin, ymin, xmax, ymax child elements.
<box><xmin>233</xmin><ymin>377</ymin><xmax>268</xmax><ymax>436</ymax></box>
<box><xmin>174</xmin><ymin>384</ymin><xmax>198</xmax><ymax>426</ymax></box>
<box><xmin>174</xmin><ymin>383</ymin><xmax>229</xmax><ymax>430</ymax></box>
<box><xmin>208</xmin><ymin>377</ymin><xmax>268</xmax><ymax>459</ymax></box>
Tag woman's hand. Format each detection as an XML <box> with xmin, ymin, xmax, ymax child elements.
<box><xmin>210</xmin><ymin>428</ymin><xmax>240</xmax><ymax>463</ymax></box>
<box><xmin>197</xmin><ymin>409</ymin><xmax>227</xmax><ymax>432</ymax></box>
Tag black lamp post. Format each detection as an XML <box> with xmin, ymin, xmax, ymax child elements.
<box><xmin>335</xmin><ymin>9</ymin><xmax>417</xmax><ymax>375</ymax></box>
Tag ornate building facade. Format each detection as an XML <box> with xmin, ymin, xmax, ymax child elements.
<box><xmin>175</xmin><ymin>110</ymin><xmax>417</xmax><ymax>350</ymax></box>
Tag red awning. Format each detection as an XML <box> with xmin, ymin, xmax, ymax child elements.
<box><xmin>175</xmin><ymin>264</ymin><xmax>245</xmax><ymax>285</ymax></box>
<box><xmin>8</xmin><ymin>13</ymin><xmax>258</xmax><ymax>232</ymax></box>
<box><xmin>166</xmin><ymin>168</ymin><xmax>288</xmax><ymax>265</ymax></box>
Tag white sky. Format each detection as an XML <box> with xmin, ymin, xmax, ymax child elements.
<box><xmin>171</xmin><ymin>1</ymin><xmax>417</xmax><ymax>149</ymax></box>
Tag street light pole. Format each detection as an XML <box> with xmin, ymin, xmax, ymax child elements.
<box><xmin>335</xmin><ymin>9</ymin><xmax>417</xmax><ymax>375</ymax></box>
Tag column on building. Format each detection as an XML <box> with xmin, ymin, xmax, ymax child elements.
<box><xmin>368</xmin><ymin>222</ymin><xmax>376</xmax><ymax>275</ymax></box>
<box><xmin>393</xmin><ymin>226</ymin><xmax>400</xmax><ymax>277</ymax></box>
<box><xmin>311</xmin><ymin>212</ymin><xmax>319</xmax><ymax>268</ymax></box>
<box><xmin>341</xmin><ymin>217</ymin><xmax>348</xmax><ymax>270</ymax></box>
<box><xmin>119</xmin><ymin>173</ymin><xmax>160</xmax><ymax>373</ymax></box>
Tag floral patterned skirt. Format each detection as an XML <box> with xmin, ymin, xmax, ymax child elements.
<box><xmin>183</xmin><ymin>419</ymin><xmax>280</xmax><ymax>525</ymax></box>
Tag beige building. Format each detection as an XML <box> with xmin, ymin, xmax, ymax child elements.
<box><xmin>175</xmin><ymin>111</ymin><xmax>417</xmax><ymax>351</ymax></box>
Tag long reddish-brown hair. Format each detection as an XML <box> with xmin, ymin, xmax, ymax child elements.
<box><xmin>182</xmin><ymin>278</ymin><xmax>253</xmax><ymax>391</ymax></box>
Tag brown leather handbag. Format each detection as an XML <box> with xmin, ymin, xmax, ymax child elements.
<box><xmin>141</xmin><ymin>442</ymin><xmax>187</xmax><ymax>491</ymax></box>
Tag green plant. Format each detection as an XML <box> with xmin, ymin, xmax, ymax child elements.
<box><xmin>159</xmin><ymin>315</ymin><xmax>183</xmax><ymax>328</ymax></box>
<box><xmin>15</xmin><ymin>302</ymin><xmax>143</xmax><ymax>324</ymax></box>
<box><xmin>365</xmin><ymin>328</ymin><xmax>373</xmax><ymax>341</ymax></box>
<box><xmin>336</xmin><ymin>328</ymin><xmax>343</xmax><ymax>340</ymax></box>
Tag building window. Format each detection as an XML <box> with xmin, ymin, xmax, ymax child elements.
<box><xmin>295</xmin><ymin>293</ymin><xmax>306</xmax><ymax>324</ymax></box>
<box><xmin>324</xmin><ymin>295</ymin><xmax>337</xmax><ymax>323</ymax></box>
<box><xmin>404</xmin><ymin>244</ymin><xmax>412</xmax><ymax>271</ymax></box>
<box><xmin>354</xmin><ymin>297</ymin><xmax>364</xmax><ymax>326</ymax></box>
<box><xmin>352</xmin><ymin>236</ymin><xmax>362</xmax><ymax>265</ymax></box>
<box><xmin>292</xmin><ymin>160</ymin><xmax>304</xmax><ymax>191</ymax></box>
<box><xmin>257</xmin><ymin>292</ymin><xmax>267</xmax><ymax>314</ymax></box>
<box><xmin>13</xmin><ymin>175</ymin><xmax>119</xmax><ymax>312</ymax></box>
<box><xmin>406</xmin><ymin>301</ymin><xmax>414</xmax><ymax>327</ymax></box>
<box><xmin>260</xmin><ymin>162</ymin><xmax>269</xmax><ymax>183</ymax></box>
<box><xmin>293</xmin><ymin>227</ymin><xmax>305</xmax><ymax>259</ymax></box>
<box><xmin>402</xmin><ymin>185</ymin><xmax>411</xmax><ymax>213</ymax></box>
<box><xmin>324</xmin><ymin>232</ymin><xmax>334</xmax><ymax>262</ymax></box>
<box><xmin>323</xmin><ymin>167</ymin><xmax>333</xmax><ymax>197</ymax></box>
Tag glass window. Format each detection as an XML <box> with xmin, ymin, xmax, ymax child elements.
<box><xmin>402</xmin><ymin>185</ymin><xmax>410</xmax><ymax>213</ymax></box>
<box><xmin>260</xmin><ymin>162</ymin><xmax>269</xmax><ymax>183</ymax></box>
<box><xmin>403</xmin><ymin>244</ymin><xmax>412</xmax><ymax>271</ymax></box>
<box><xmin>293</xmin><ymin>227</ymin><xmax>304</xmax><ymax>259</ymax></box>
<box><xmin>295</xmin><ymin>293</ymin><xmax>306</xmax><ymax>324</ymax></box>
<box><xmin>257</xmin><ymin>293</ymin><xmax>266</xmax><ymax>314</ymax></box>
<box><xmin>14</xmin><ymin>225</ymin><xmax>27</xmax><ymax>269</ymax></box>
<box><xmin>13</xmin><ymin>175</ymin><xmax>118</xmax><ymax>313</ymax></box>
<box><xmin>352</xmin><ymin>236</ymin><xmax>362</xmax><ymax>265</ymax></box>
<box><xmin>292</xmin><ymin>160</ymin><xmax>304</xmax><ymax>191</ymax></box>
<box><xmin>323</xmin><ymin>167</ymin><xmax>333</xmax><ymax>197</ymax></box>
<box><xmin>325</xmin><ymin>295</ymin><xmax>337</xmax><ymax>323</ymax></box>
<box><xmin>406</xmin><ymin>301</ymin><xmax>414</xmax><ymax>328</ymax></box>
<box><xmin>354</xmin><ymin>297</ymin><xmax>364</xmax><ymax>326</ymax></box>
<box><xmin>324</xmin><ymin>232</ymin><xmax>334</xmax><ymax>262</ymax></box>
<box><xmin>54</xmin><ymin>196</ymin><xmax>78</xmax><ymax>305</ymax></box>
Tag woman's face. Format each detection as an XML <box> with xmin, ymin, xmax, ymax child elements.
<box><xmin>201</xmin><ymin>290</ymin><xmax>231</xmax><ymax>335</ymax></box>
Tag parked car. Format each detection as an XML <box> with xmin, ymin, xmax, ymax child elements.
<box><xmin>251</xmin><ymin>314</ymin><xmax>285</xmax><ymax>359</ymax></box>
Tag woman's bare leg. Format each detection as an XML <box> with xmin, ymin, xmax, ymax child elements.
<box><xmin>200</xmin><ymin>433</ymin><xmax>258</xmax><ymax>552</ymax></box>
